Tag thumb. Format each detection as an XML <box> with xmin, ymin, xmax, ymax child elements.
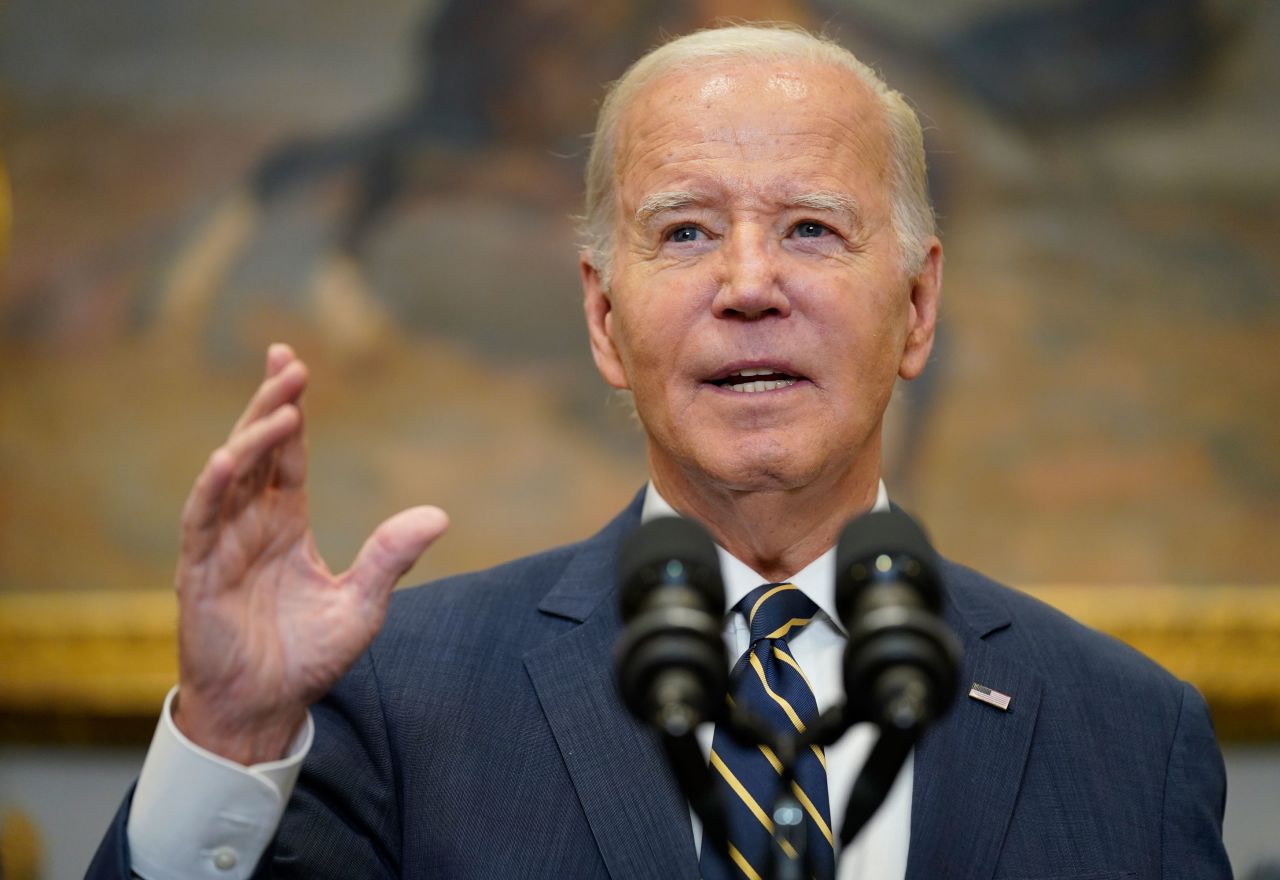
<box><xmin>345</xmin><ymin>505</ymin><xmax>450</xmax><ymax>599</ymax></box>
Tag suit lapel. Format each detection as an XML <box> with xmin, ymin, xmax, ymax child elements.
<box><xmin>524</xmin><ymin>497</ymin><xmax>699</xmax><ymax>880</ymax></box>
<box><xmin>905</xmin><ymin>568</ymin><xmax>1044</xmax><ymax>880</ymax></box>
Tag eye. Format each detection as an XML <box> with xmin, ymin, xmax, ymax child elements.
<box><xmin>792</xmin><ymin>221</ymin><xmax>831</xmax><ymax>239</ymax></box>
<box><xmin>667</xmin><ymin>225</ymin><xmax>705</xmax><ymax>243</ymax></box>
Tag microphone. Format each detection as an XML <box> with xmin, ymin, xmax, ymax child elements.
<box><xmin>834</xmin><ymin>508</ymin><xmax>962</xmax><ymax>847</ymax></box>
<box><xmin>834</xmin><ymin>508</ymin><xmax>960</xmax><ymax>732</ymax></box>
<box><xmin>614</xmin><ymin>516</ymin><xmax>728</xmax><ymax>737</ymax></box>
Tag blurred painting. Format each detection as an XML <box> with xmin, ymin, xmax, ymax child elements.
<box><xmin>1</xmin><ymin>0</ymin><xmax>1277</xmax><ymax>602</ymax></box>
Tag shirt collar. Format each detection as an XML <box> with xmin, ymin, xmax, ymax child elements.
<box><xmin>640</xmin><ymin>480</ymin><xmax>890</xmax><ymax>635</ymax></box>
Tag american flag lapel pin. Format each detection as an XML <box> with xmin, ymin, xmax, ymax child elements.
<box><xmin>969</xmin><ymin>682</ymin><xmax>1012</xmax><ymax>711</ymax></box>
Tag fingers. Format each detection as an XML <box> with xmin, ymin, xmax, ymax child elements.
<box><xmin>224</xmin><ymin>402</ymin><xmax>302</xmax><ymax>480</ymax></box>
<box><xmin>274</xmin><ymin>401</ymin><xmax>308</xmax><ymax>490</ymax></box>
<box><xmin>180</xmin><ymin>446</ymin><xmax>236</xmax><ymax>564</ymax></box>
<box><xmin>180</xmin><ymin>345</ymin><xmax>310</xmax><ymax>567</ymax></box>
<box><xmin>233</xmin><ymin>346</ymin><xmax>308</xmax><ymax>434</ymax></box>
<box><xmin>345</xmin><ymin>506</ymin><xmax>450</xmax><ymax>602</ymax></box>
<box><xmin>180</xmin><ymin>404</ymin><xmax>303</xmax><ymax>563</ymax></box>
<box><xmin>265</xmin><ymin>342</ymin><xmax>295</xmax><ymax>377</ymax></box>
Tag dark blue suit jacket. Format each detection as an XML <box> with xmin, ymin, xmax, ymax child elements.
<box><xmin>89</xmin><ymin>493</ymin><xmax>1231</xmax><ymax>878</ymax></box>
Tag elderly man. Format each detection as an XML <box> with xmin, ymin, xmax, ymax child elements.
<box><xmin>89</xmin><ymin>23</ymin><xmax>1230</xmax><ymax>880</ymax></box>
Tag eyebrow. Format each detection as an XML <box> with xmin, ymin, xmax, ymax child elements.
<box><xmin>634</xmin><ymin>191</ymin><xmax>701</xmax><ymax>227</ymax></box>
<box><xmin>789</xmin><ymin>191</ymin><xmax>863</xmax><ymax>227</ymax></box>
<box><xmin>634</xmin><ymin>190</ymin><xmax>863</xmax><ymax>228</ymax></box>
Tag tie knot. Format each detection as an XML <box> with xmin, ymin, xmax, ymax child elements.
<box><xmin>738</xmin><ymin>583</ymin><xmax>819</xmax><ymax>645</ymax></box>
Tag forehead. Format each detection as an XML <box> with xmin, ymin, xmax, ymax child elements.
<box><xmin>613</xmin><ymin>58</ymin><xmax>891</xmax><ymax>208</ymax></box>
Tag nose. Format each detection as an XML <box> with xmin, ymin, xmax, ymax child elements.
<box><xmin>711</xmin><ymin>227</ymin><xmax>791</xmax><ymax>320</ymax></box>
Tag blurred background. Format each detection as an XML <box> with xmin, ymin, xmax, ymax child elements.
<box><xmin>0</xmin><ymin>0</ymin><xmax>1277</xmax><ymax>876</ymax></box>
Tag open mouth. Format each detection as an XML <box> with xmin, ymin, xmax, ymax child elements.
<box><xmin>709</xmin><ymin>367</ymin><xmax>803</xmax><ymax>393</ymax></box>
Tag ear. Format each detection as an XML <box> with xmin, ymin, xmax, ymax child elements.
<box><xmin>898</xmin><ymin>237</ymin><xmax>943</xmax><ymax>381</ymax></box>
<box><xmin>580</xmin><ymin>252</ymin><xmax>630</xmax><ymax>390</ymax></box>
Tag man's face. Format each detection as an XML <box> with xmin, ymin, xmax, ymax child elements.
<box><xmin>582</xmin><ymin>59</ymin><xmax>940</xmax><ymax>498</ymax></box>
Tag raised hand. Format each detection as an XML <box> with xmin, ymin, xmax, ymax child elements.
<box><xmin>172</xmin><ymin>343</ymin><xmax>449</xmax><ymax>764</ymax></box>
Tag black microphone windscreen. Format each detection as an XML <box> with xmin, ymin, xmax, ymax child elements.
<box><xmin>617</xmin><ymin>516</ymin><xmax>724</xmax><ymax>620</ymax></box>
<box><xmin>835</xmin><ymin>509</ymin><xmax>943</xmax><ymax>619</ymax></box>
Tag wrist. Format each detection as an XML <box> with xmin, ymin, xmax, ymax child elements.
<box><xmin>172</xmin><ymin>688</ymin><xmax>307</xmax><ymax>766</ymax></box>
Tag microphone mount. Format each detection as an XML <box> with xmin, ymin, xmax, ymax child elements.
<box><xmin>614</xmin><ymin>508</ymin><xmax>962</xmax><ymax>879</ymax></box>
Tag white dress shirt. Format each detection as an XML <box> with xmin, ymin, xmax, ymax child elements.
<box><xmin>128</xmin><ymin>483</ymin><xmax>911</xmax><ymax>879</ymax></box>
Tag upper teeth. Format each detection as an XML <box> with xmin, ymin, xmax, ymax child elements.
<box><xmin>721</xmin><ymin>367</ymin><xmax>796</xmax><ymax>393</ymax></box>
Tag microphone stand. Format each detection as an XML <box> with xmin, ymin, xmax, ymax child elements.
<box><xmin>839</xmin><ymin>725</ymin><xmax>916</xmax><ymax>849</ymax></box>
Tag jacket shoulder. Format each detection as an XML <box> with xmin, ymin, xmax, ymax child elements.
<box><xmin>377</xmin><ymin>491</ymin><xmax>643</xmax><ymax>650</ymax></box>
<box><xmin>941</xmin><ymin>559</ymin><xmax>1187</xmax><ymax>703</ymax></box>
<box><xmin>391</xmin><ymin>540</ymin><xmax>580</xmax><ymax>613</ymax></box>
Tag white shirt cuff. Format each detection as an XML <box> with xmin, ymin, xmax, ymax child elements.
<box><xmin>126</xmin><ymin>686</ymin><xmax>313</xmax><ymax>880</ymax></box>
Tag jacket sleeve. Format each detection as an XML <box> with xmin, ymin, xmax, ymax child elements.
<box><xmin>264</xmin><ymin>650</ymin><xmax>401</xmax><ymax>878</ymax></box>
<box><xmin>84</xmin><ymin>787</ymin><xmax>138</xmax><ymax>880</ymax></box>
<box><xmin>1161</xmin><ymin>681</ymin><xmax>1233</xmax><ymax>879</ymax></box>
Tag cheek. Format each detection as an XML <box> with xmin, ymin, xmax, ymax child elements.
<box><xmin>802</xmin><ymin>275</ymin><xmax>908</xmax><ymax>392</ymax></box>
<box><xmin>615</xmin><ymin>288</ymin><xmax>702</xmax><ymax>371</ymax></box>
<box><xmin>606</xmin><ymin>313</ymin><xmax>665</xmax><ymax>400</ymax></box>
<box><xmin>824</xmin><ymin>263</ymin><xmax>907</xmax><ymax>330</ymax></box>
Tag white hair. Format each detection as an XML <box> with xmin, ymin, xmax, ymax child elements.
<box><xmin>581</xmin><ymin>23</ymin><xmax>936</xmax><ymax>286</ymax></box>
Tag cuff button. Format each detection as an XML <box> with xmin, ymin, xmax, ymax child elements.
<box><xmin>212</xmin><ymin>846</ymin><xmax>238</xmax><ymax>871</ymax></box>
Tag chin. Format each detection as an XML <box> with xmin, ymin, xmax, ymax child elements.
<box><xmin>688</xmin><ymin>437</ymin><xmax>818</xmax><ymax>494</ymax></box>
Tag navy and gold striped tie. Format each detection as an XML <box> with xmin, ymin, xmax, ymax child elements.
<box><xmin>700</xmin><ymin>583</ymin><xmax>835</xmax><ymax>880</ymax></box>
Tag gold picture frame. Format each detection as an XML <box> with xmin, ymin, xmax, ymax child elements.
<box><xmin>3</xmin><ymin>586</ymin><xmax>1277</xmax><ymax>743</ymax></box>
